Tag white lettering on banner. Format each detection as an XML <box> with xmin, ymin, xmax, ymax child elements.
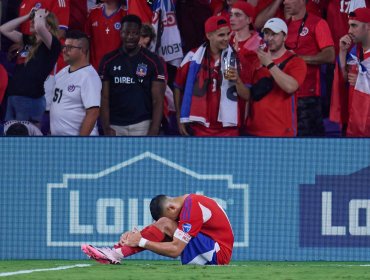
<box><xmin>322</xmin><ymin>192</ymin><xmax>370</xmax><ymax>236</ymax></box>
<box><xmin>160</xmin><ymin>43</ymin><xmax>181</xmax><ymax>56</ymax></box>
<box><xmin>68</xmin><ymin>191</ymin><xmax>152</xmax><ymax>235</ymax></box>
<box><xmin>114</xmin><ymin>77</ymin><xmax>135</xmax><ymax>84</ymax></box>
<box><xmin>96</xmin><ymin>199</ymin><xmax>124</xmax><ymax>234</ymax></box>
<box><xmin>47</xmin><ymin>152</ymin><xmax>248</xmax><ymax>248</ymax></box>
<box><xmin>70</xmin><ymin>191</ymin><xmax>93</xmax><ymax>234</ymax></box>
<box><xmin>349</xmin><ymin>200</ymin><xmax>370</xmax><ymax>236</ymax></box>
<box><xmin>128</xmin><ymin>198</ymin><xmax>152</xmax><ymax>231</ymax></box>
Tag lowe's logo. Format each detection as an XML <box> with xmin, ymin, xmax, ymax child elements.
<box><xmin>47</xmin><ymin>152</ymin><xmax>249</xmax><ymax>248</ymax></box>
<box><xmin>300</xmin><ymin>166</ymin><xmax>370</xmax><ymax>247</ymax></box>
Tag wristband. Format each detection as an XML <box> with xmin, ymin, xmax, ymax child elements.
<box><xmin>266</xmin><ymin>62</ymin><xmax>275</xmax><ymax>70</ymax></box>
<box><xmin>138</xmin><ymin>238</ymin><xmax>148</xmax><ymax>248</ymax></box>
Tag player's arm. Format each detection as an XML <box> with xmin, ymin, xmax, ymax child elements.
<box><xmin>79</xmin><ymin>107</ymin><xmax>100</xmax><ymax>136</ymax></box>
<box><xmin>124</xmin><ymin>231</ymin><xmax>187</xmax><ymax>258</ymax></box>
<box><xmin>147</xmin><ymin>80</ymin><xmax>165</xmax><ymax>136</ymax></box>
<box><xmin>142</xmin><ymin>237</ymin><xmax>187</xmax><ymax>258</ymax></box>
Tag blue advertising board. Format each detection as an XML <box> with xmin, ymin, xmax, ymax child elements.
<box><xmin>0</xmin><ymin>138</ymin><xmax>369</xmax><ymax>261</ymax></box>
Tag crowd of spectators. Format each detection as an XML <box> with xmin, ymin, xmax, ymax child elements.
<box><xmin>0</xmin><ymin>0</ymin><xmax>369</xmax><ymax>137</ymax></box>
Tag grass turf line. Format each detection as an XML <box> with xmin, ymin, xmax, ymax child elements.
<box><xmin>1</xmin><ymin>260</ymin><xmax>370</xmax><ymax>280</ymax></box>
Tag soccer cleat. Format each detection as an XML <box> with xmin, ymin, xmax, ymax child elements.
<box><xmin>81</xmin><ymin>244</ymin><xmax>123</xmax><ymax>265</ymax></box>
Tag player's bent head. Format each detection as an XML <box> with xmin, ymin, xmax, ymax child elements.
<box><xmin>150</xmin><ymin>194</ymin><xmax>168</xmax><ymax>221</ymax></box>
<box><xmin>65</xmin><ymin>30</ymin><xmax>90</xmax><ymax>55</ymax></box>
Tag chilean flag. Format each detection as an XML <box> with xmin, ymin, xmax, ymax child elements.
<box><xmin>347</xmin><ymin>52</ymin><xmax>370</xmax><ymax>137</ymax></box>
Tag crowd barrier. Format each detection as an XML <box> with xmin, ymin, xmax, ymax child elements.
<box><xmin>1</xmin><ymin>137</ymin><xmax>370</xmax><ymax>261</ymax></box>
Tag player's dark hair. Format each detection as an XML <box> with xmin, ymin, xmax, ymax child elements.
<box><xmin>150</xmin><ymin>194</ymin><xmax>167</xmax><ymax>221</ymax></box>
<box><xmin>66</xmin><ymin>30</ymin><xmax>90</xmax><ymax>53</ymax></box>
<box><xmin>120</xmin><ymin>14</ymin><xmax>142</xmax><ymax>30</ymax></box>
<box><xmin>5</xmin><ymin>123</ymin><xmax>29</xmax><ymax>136</ymax></box>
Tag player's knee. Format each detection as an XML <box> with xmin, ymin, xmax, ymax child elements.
<box><xmin>154</xmin><ymin>217</ymin><xmax>177</xmax><ymax>234</ymax></box>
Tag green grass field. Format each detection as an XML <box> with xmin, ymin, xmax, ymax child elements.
<box><xmin>1</xmin><ymin>260</ymin><xmax>370</xmax><ymax>280</ymax></box>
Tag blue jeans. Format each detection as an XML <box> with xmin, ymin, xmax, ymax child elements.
<box><xmin>5</xmin><ymin>95</ymin><xmax>46</xmax><ymax>123</ymax></box>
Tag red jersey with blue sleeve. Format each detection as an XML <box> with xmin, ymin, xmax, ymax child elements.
<box><xmin>174</xmin><ymin>194</ymin><xmax>234</xmax><ymax>265</ymax></box>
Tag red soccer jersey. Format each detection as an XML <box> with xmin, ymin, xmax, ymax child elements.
<box><xmin>176</xmin><ymin>194</ymin><xmax>234</xmax><ymax>265</ymax></box>
<box><xmin>85</xmin><ymin>4</ymin><xmax>126</xmax><ymax>70</ymax></box>
<box><xmin>19</xmin><ymin>0</ymin><xmax>70</xmax><ymax>35</ymax></box>
<box><xmin>246</xmin><ymin>51</ymin><xmax>307</xmax><ymax>137</ymax></box>
<box><xmin>285</xmin><ymin>13</ymin><xmax>333</xmax><ymax>97</ymax></box>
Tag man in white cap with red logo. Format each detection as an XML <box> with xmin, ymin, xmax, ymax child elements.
<box><xmin>245</xmin><ymin>17</ymin><xmax>307</xmax><ymax>137</ymax></box>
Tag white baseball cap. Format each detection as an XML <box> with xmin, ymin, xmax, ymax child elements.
<box><xmin>262</xmin><ymin>18</ymin><xmax>288</xmax><ymax>34</ymax></box>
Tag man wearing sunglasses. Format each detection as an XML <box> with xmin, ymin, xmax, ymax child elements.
<box><xmin>50</xmin><ymin>30</ymin><xmax>101</xmax><ymax>136</ymax></box>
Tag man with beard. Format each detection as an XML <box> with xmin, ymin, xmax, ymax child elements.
<box><xmin>338</xmin><ymin>8</ymin><xmax>370</xmax><ymax>136</ymax></box>
<box><xmin>246</xmin><ymin>18</ymin><xmax>307</xmax><ymax>136</ymax></box>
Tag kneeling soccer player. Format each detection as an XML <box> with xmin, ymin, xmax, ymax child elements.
<box><xmin>81</xmin><ymin>194</ymin><xmax>234</xmax><ymax>265</ymax></box>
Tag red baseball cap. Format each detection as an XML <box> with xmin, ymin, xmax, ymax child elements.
<box><xmin>232</xmin><ymin>1</ymin><xmax>255</xmax><ymax>19</ymax></box>
<box><xmin>204</xmin><ymin>15</ymin><xmax>229</xmax><ymax>33</ymax></box>
<box><xmin>349</xmin><ymin>8</ymin><xmax>370</xmax><ymax>23</ymax></box>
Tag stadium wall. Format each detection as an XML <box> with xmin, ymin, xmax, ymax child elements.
<box><xmin>1</xmin><ymin>138</ymin><xmax>370</xmax><ymax>261</ymax></box>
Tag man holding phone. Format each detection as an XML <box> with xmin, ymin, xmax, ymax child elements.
<box><xmin>246</xmin><ymin>18</ymin><xmax>307</xmax><ymax>137</ymax></box>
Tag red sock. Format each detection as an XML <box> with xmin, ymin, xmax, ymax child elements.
<box><xmin>114</xmin><ymin>225</ymin><xmax>165</xmax><ymax>257</ymax></box>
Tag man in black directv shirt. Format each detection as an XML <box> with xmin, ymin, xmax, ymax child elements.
<box><xmin>99</xmin><ymin>14</ymin><xmax>166</xmax><ymax>136</ymax></box>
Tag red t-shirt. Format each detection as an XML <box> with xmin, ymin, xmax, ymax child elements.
<box><xmin>19</xmin><ymin>0</ymin><xmax>70</xmax><ymax>35</ymax></box>
<box><xmin>285</xmin><ymin>13</ymin><xmax>333</xmax><ymax>97</ymax></box>
<box><xmin>246</xmin><ymin>51</ymin><xmax>307</xmax><ymax>136</ymax></box>
<box><xmin>176</xmin><ymin>194</ymin><xmax>234</xmax><ymax>265</ymax></box>
<box><xmin>85</xmin><ymin>4</ymin><xmax>126</xmax><ymax>70</ymax></box>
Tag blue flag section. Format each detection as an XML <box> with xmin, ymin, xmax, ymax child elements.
<box><xmin>0</xmin><ymin>138</ymin><xmax>370</xmax><ymax>261</ymax></box>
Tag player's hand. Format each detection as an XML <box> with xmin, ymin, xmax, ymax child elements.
<box><xmin>121</xmin><ymin>231</ymin><xmax>142</xmax><ymax>247</ymax></box>
<box><xmin>119</xmin><ymin>228</ymin><xmax>139</xmax><ymax>245</ymax></box>
<box><xmin>339</xmin><ymin>35</ymin><xmax>352</xmax><ymax>52</ymax></box>
<box><xmin>348</xmin><ymin>72</ymin><xmax>358</xmax><ymax>86</ymax></box>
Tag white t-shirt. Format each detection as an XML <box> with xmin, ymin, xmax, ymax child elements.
<box><xmin>50</xmin><ymin>65</ymin><xmax>101</xmax><ymax>136</ymax></box>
